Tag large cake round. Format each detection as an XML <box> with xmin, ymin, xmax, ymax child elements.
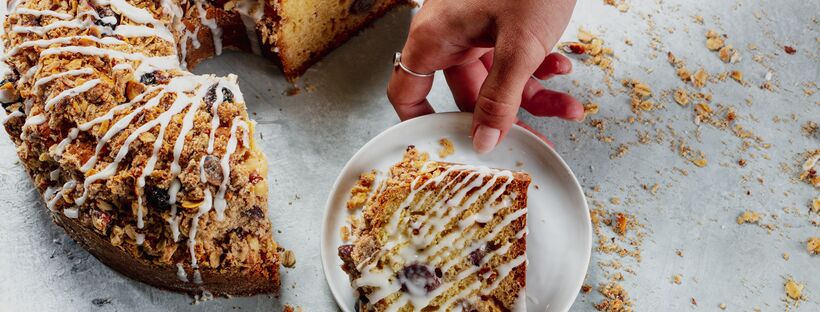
<box><xmin>0</xmin><ymin>0</ymin><xmax>405</xmax><ymax>296</ymax></box>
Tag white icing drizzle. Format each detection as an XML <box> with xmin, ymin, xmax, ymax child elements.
<box><xmin>13</xmin><ymin>8</ymin><xmax>74</xmax><ymax>20</ymax></box>
<box><xmin>24</xmin><ymin>114</ymin><xmax>46</xmax><ymax>126</ymax></box>
<box><xmin>43</xmin><ymin>78</ymin><xmax>100</xmax><ymax>111</ymax></box>
<box><xmin>176</xmin><ymin>263</ymin><xmax>189</xmax><ymax>282</ymax></box>
<box><xmin>1</xmin><ymin>110</ymin><xmax>23</xmax><ymax>124</ymax></box>
<box><xmin>52</xmin><ymin>127</ymin><xmax>79</xmax><ymax>159</ymax></box>
<box><xmin>188</xmin><ymin>189</ymin><xmax>213</xmax><ymax>277</ymax></box>
<box><xmin>213</xmin><ymin>116</ymin><xmax>248</xmax><ymax>220</ymax></box>
<box><xmin>167</xmin><ymin>179</ymin><xmax>182</xmax><ymax>241</ymax></box>
<box><xmin>12</xmin><ymin>19</ymin><xmax>89</xmax><ymax>36</ymax></box>
<box><xmin>194</xmin><ymin>1</ymin><xmax>222</xmax><ymax>55</ymax></box>
<box><xmin>3</xmin><ymin>35</ymin><xmax>125</xmax><ymax>59</ymax></box>
<box><xmin>33</xmin><ymin>68</ymin><xmax>95</xmax><ymax>94</ymax></box>
<box><xmin>352</xmin><ymin>164</ymin><xmax>527</xmax><ymax>310</ymax></box>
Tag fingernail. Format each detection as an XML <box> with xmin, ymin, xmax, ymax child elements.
<box><xmin>473</xmin><ymin>125</ymin><xmax>500</xmax><ymax>154</ymax></box>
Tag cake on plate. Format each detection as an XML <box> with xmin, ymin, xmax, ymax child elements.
<box><xmin>339</xmin><ymin>146</ymin><xmax>530</xmax><ymax>311</ymax></box>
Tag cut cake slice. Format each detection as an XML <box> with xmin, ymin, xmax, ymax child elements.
<box><xmin>339</xmin><ymin>146</ymin><xmax>530</xmax><ymax>311</ymax></box>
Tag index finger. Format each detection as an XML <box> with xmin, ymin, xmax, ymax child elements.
<box><xmin>386</xmin><ymin>27</ymin><xmax>438</xmax><ymax>121</ymax></box>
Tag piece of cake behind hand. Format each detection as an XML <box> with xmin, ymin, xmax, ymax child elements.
<box><xmin>339</xmin><ymin>146</ymin><xmax>530</xmax><ymax>311</ymax></box>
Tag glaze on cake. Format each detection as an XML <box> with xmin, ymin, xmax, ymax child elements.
<box><xmin>339</xmin><ymin>146</ymin><xmax>530</xmax><ymax>311</ymax></box>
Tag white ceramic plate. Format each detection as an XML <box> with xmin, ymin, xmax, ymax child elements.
<box><xmin>320</xmin><ymin>112</ymin><xmax>591</xmax><ymax>312</ymax></box>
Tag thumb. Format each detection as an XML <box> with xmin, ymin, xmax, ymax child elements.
<box><xmin>472</xmin><ymin>34</ymin><xmax>544</xmax><ymax>154</ymax></box>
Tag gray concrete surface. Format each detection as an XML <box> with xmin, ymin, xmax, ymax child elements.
<box><xmin>0</xmin><ymin>0</ymin><xmax>817</xmax><ymax>311</ymax></box>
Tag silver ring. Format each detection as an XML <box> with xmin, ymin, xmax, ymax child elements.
<box><xmin>393</xmin><ymin>52</ymin><xmax>435</xmax><ymax>78</ymax></box>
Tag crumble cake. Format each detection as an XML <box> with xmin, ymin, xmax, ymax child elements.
<box><xmin>338</xmin><ymin>146</ymin><xmax>530</xmax><ymax>311</ymax></box>
<box><xmin>1</xmin><ymin>0</ymin><xmax>282</xmax><ymax>296</ymax></box>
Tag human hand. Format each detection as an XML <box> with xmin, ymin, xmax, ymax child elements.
<box><xmin>387</xmin><ymin>0</ymin><xmax>583</xmax><ymax>154</ymax></box>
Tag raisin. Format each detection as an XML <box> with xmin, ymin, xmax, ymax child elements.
<box><xmin>202</xmin><ymin>155</ymin><xmax>223</xmax><ymax>186</ymax></box>
<box><xmin>337</xmin><ymin>244</ymin><xmax>355</xmax><ymax>261</ymax></box>
<box><xmin>94</xmin><ymin>8</ymin><xmax>119</xmax><ymax>28</ymax></box>
<box><xmin>204</xmin><ymin>84</ymin><xmax>235</xmax><ymax>109</ymax></box>
<box><xmin>144</xmin><ymin>185</ymin><xmax>171</xmax><ymax>211</ymax></box>
<box><xmin>468</xmin><ymin>247</ymin><xmax>485</xmax><ymax>266</ymax></box>
<box><xmin>222</xmin><ymin>87</ymin><xmax>234</xmax><ymax>103</ymax></box>
<box><xmin>349</xmin><ymin>0</ymin><xmax>374</xmax><ymax>14</ymax></box>
<box><xmin>139</xmin><ymin>72</ymin><xmax>157</xmax><ymax>85</ymax></box>
<box><xmin>398</xmin><ymin>263</ymin><xmax>440</xmax><ymax>295</ymax></box>
<box><xmin>243</xmin><ymin>206</ymin><xmax>264</xmax><ymax>219</ymax></box>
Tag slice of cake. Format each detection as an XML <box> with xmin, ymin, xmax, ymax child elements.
<box><xmin>339</xmin><ymin>146</ymin><xmax>530</xmax><ymax>311</ymax></box>
<box><xmin>179</xmin><ymin>0</ymin><xmax>411</xmax><ymax>81</ymax></box>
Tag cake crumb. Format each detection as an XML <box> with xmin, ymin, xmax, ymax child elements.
<box><xmin>690</xmin><ymin>297</ymin><xmax>697</xmax><ymax>306</ymax></box>
<box><xmin>736</xmin><ymin>211</ymin><xmax>761</xmax><ymax>224</ymax></box>
<box><xmin>782</xmin><ymin>252</ymin><xmax>790</xmax><ymax>260</ymax></box>
<box><xmin>808</xmin><ymin>237</ymin><xmax>820</xmax><ymax>254</ymax></box>
<box><xmin>584</xmin><ymin>102</ymin><xmax>600</xmax><ymax>115</ymax></box>
<box><xmin>784</xmin><ymin>278</ymin><xmax>804</xmax><ymax>301</ymax></box>
<box><xmin>346</xmin><ymin>170</ymin><xmax>376</xmax><ymax>209</ymax></box>
<box><xmin>282</xmin><ymin>249</ymin><xmax>296</xmax><ymax>268</ymax></box>
<box><xmin>595</xmin><ymin>282</ymin><xmax>632</xmax><ymax>312</ymax></box>
<box><xmin>340</xmin><ymin>225</ymin><xmax>350</xmax><ymax>242</ymax></box>
<box><xmin>438</xmin><ymin>138</ymin><xmax>455</xmax><ymax>158</ymax></box>
<box><xmin>784</xmin><ymin>45</ymin><xmax>797</xmax><ymax>55</ymax></box>
<box><xmin>719</xmin><ymin>303</ymin><xmax>727</xmax><ymax>309</ymax></box>
<box><xmin>285</xmin><ymin>86</ymin><xmax>301</xmax><ymax>96</ymax></box>
<box><xmin>672</xmin><ymin>274</ymin><xmax>682</xmax><ymax>284</ymax></box>
<box><xmin>610</xmin><ymin>197</ymin><xmax>621</xmax><ymax>205</ymax></box>
<box><xmin>582</xmin><ymin>284</ymin><xmax>593</xmax><ymax>293</ymax></box>
<box><xmin>283</xmin><ymin>304</ymin><xmax>303</xmax><ymax>312</ymax></box>
<box><xmin>673</xmin><ymin>88</ymin><xmax>690</xmax><ymax>106</ymax></box>
<box><xmin>676</xmin><ymin>249</ymin><xmax>684</xmax><ymax>257</ymax></box>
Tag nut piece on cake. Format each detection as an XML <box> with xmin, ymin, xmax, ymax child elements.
<box><xmin>339</xmin><ymin>146</ymin><xmax>530</xmax><ymax>311</ymax></box>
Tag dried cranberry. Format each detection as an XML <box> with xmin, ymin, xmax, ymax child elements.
<box><xmin>243</xmin><ymin>206</ymin><xmax>264</xmax><ymax>219</ymax></box>
<box><xmin>398</xmin><ymin>263</ymin><xmax>440</xmax><ymax>295</ymax></box>
<box><xmin>349</xmin><ymin>0</ymin><xmax>374</xmax><ymax>14</ymax></box>
<box><xmin>139</xmin><ymin>72</ymin><xmax>157</xmax><ymax>85</ymax></box>
<box><xmin>337</xmin><ymin>244</ymin><xmax>355</xmax><ymax>261</ymax></box>
<box><xmin>248</xmin><ymin>171</ymin><xmax>263</xmax><ymax>184</ymax></box>
<box><xmin>144</xmin><ymin>185</ymin><xmax>170</xmax><ymax>211</ymax></box>
<box><xmin>94</xmin><ymin>7</ymin><xmax>119</xmax><ymax>28</ymax></box>
<box><xmin>468</xmin><ymin>248</ymin><xmax>486</xmax><ymax>266</ymax></box>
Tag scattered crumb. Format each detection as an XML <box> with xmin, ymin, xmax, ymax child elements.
<box><xmin>801</xmin><ymin>121</ymin><xmax>818</xmax><ymax>137</ymax></box>
<box><xmin>691</xmin><ymin>297</ymin><xmax>697</xmax><ymax>306</ymax></box>
<box><xmin>584</xmin><ymin>102</ymin><xmax>600</xmax><ymax>116</ymax></box>
<box><xmin>595</xmin><ymin>282</ymin><xmax>633</xmax><ymax>312</ymax></box>
<box><xmin>784</xmin><ymin>45</ymin><xmax>797</xmax><ymax>55</ymax></box>
<box><xmin>438</xmin><ymin>138</ymin><xmax>455</xmax><ymax>158</ymax></box>
<box><xmin>582</xmin><ymin>284</ymin><xmax>593</xmax><ymax>293</ymax></box>
<box><xmin>672</xmin><ymin>274</ymin><xmax>682</xmax><ymax>284</ymax></box>
<box><xmin>737</xmin><ymin>210</ymin><xmax>761</xmax><ymax>224</ymax></box>
<box><xmin>282</xmin><ymin>249</ymin><xmax>296</xmax><ymax>268</ymax></box>
<box><xmin>285</xmin><ymin>86</ymin><xmax>301</xmax><ymax>96</ymax></box>
<box><xmin>346</xmin><ymin>170</ymin><xmax>376</xmax><ymax>209</ymax></box>
<box><xmin>283</xmin><ymin>304</ymin><xmax>304</xmax><ymax>312</ymax></box>
<box><xmin>808</xmin><ymin>237</ymin><xmax>820</xmax><ymax>255</ymax></box>
<box><xmin>782</xmin><ymin>252</ymin><xmax>790</xmax><ymax>261</ymax></box>
<box><xmin>610</xmin><ymin>197</ymin><xmax>621</xmax><ymax>205</ymax></box>
<box><xmin>615</xmin><ymin>213</ymin><xmax>628</xmax><ymax>235</ymax></box>
<box><xmin>784</xmin><ymin>278</ymin><xmax>804</xmax><ymax>301</ymax></box>
<box><xmin>676</xmin><ymin>249</ymin><xmax>684</xmax><ymax>257</ymax></box>
<box><xmin>673</xmin><ymin>88</ymin><xmax>690</xmax><ymax>106</ymax></box>
<box><xmin>798</xmin><ymin>150</ymin><xmax>820</xmax><ymax>188</ymax></box>
<box><xmin>719</xmin><ymin>303</ymin><xmax>727</xmax><ymax>310</ymax></box>
<box><xmin>340</xmin><ymin>225</ymin><xmax>350</xmax><ymax>242</ymax></box>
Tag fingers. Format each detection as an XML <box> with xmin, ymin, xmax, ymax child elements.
<box><xmin>471</xmin><ymin>33</ymin><xmax>544</xmax><ymax>154</ymax></box>
<box><xmin>521</xmin><ymin>86</ymin><xmax>584</xmax><ymax>121</ymax></box>
<box><xmin>443</xmin><ymin>58</ymin><xmax>488</xmax><ymax>112</ymax></box>
<box><xmin>533</xmin><ymin>53</ymin><xmax>572</xmax><ymax>80</ymax></box>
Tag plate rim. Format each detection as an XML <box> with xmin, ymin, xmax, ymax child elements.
<box><xmin>319</xmin><ymin>112</ymin><xmax>591</xmax><ymax>312</ymax></box>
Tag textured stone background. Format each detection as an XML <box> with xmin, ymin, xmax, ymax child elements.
<box><xmin>1</xmin><ymin>0</ymin><xmax>817</xmax><ymax>311</ymax></box>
